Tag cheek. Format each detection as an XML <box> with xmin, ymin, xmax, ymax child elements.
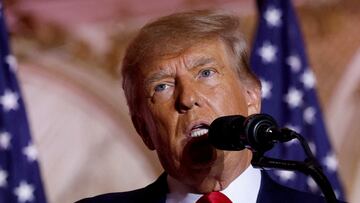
<box><xmin>146</xmin><ymin>103</ymin><xmax>184</xmax><ymax>172</ymax></box>
<box><xmin>147</xmin><ymin>101</ymin><xmax>178</xmax><ymax>145</ymax></box>
<box><xmin>208</xmin><ymin>80</ymin><xmax>248</xmax><ymax>116</ymax></box>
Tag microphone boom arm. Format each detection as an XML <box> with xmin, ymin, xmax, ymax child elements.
<box><xmin>251</xmin><ymin>131</ymin><xmax>338</xmax><ymax>203</ymax></box>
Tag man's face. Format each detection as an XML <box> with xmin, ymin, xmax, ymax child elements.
<box><xmin>137</xmin><ymin>39</ymin><xmax>260</xmax><ymax>193</ymax></box>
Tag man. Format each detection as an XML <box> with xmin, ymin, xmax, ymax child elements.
<box><xmin>77</xmin><ymin>10</ymin><xmax>329</xmax><ymax>202</ymax></box>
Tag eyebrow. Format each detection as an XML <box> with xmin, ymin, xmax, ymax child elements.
<box><xmin>187</xmin><ymin>56</ymin><xmax>216</xmax><ymax>69</ymax></box>
<box><xmin>144</xmin><ymin>56</ymin><xmax>217</xmax><ymax>86</ymax></box>
<box><xmin>144</xmin><ymin>68</ymin><xmax>174</xmax><ymax>87</ymax></box>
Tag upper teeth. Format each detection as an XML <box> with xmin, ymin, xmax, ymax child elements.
<box><xmin>190</xmin><ymin>128</ymin><xmax>208</xmax><ymax>137</ymax></box>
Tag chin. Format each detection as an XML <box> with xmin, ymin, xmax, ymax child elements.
<box><xmin>182</xmin><ymin>160</ymin><xmax>235</xmax><ymax>193</ymax></box>
<box><xmin>194</xmin><ymin>150</ymin><xmax>252</xmax><ymax>193</ymax></box>
<box><xmin>173</xmin><ymin>140</ymin><xmax>252</xmax><ymax>193</ymax></box>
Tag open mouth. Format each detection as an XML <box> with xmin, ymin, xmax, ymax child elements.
<box><xmin>189</xmin><ymin>124</ymin><xmax>209</xmax><ymax>138</ymax></box>
<box><xmin>182</xmin><ymin>123</ymin><xmax>215</xmax><ymax>167</ymax></box>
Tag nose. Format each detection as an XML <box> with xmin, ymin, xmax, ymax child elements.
<box><xmin>175</xmin><ymin>78</ymin><xmax>201</xmax><ymax>113</ymax></box>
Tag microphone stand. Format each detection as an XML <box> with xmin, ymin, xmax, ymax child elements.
<box><xmin>251</xmin><ymin>129</ymin><xmax>338</xmax><ymax>203</ymax></box>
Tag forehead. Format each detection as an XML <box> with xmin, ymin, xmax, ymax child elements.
<box><xmin>140</xmin><ymin>39</ymin><xmax>232</xmax><ymax>78</ymax></box>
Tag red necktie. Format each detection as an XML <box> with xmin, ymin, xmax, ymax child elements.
<box><xmin>196</xmin><ymin>191</ymin><xmax>232</xmax><ymax>203</ymax></box>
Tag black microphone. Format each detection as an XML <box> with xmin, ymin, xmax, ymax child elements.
<box><xmin>208</xmin><ymin>114</ymin><xmax>296</xmax><ymax>152</ymax></box>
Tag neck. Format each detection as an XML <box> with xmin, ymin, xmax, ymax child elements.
<box><xmin>168</xmin><ymin>150</ymin><xmax>252</xmax><ymax>193</ymax></box>
<box><xmin>166</xmin><ymin>165</ymin><xmax>262</xmax><ymax>203</ymax></box>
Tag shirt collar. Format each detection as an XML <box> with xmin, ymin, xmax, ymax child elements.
<box><xmin>166</xmin><ymin>165</ymin><xmax>261</xmax><ymax>203</ymax></box>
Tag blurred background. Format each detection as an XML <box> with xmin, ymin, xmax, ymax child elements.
<box><xmin>3</xmin><ymin>0</ymin><xmax>360</xmax><ymax>202</ymax></box>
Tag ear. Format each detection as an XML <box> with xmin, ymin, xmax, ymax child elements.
<box><xmin>245</xmin><ymin>86</ymin><xmax>261</xmax><ymax>115</ymax></box>
<box><xmin>131</xmin><ymin>115</ymin><xmax>155</xmax><ymax>150</ymax></box>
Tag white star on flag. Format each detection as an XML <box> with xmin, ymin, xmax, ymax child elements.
<box><xmin>23</xmin><ymin>143</ymin><xmax>38</xmax><ymax>162</ymax></box>
<box><xmin>258</xmin><ymin>42</ymin><xmax>277</xmax><ymax>63</ymax></box>
<box><xmin>0</xmin><ymin>168</ymin><xmax>8</xmax><ymax>187</ymax></box>
<box><xmin>275</xmin><ymin>170</ymin><xmax>296</xmax><ymax>182</ymax></box>
<box><xmin>284</xmin><ymin>124</ymin><xmax>301</xmax><ymax>134</ymax></box>
<box><xmin>284</xmin><ymin>138</ymin><xmax>298</xmax><ymax>146</ymax></box>
<box><xmin>0</xmin><ymin>89</ymin><xmax>19</xmax><ymax>112</ymax></box>
<box><xmin>260</xmin><ymin>79</ymin><xmax>272</xmax><ymax>99</ymax></box>
<box><xmin>284</xmin><ymin>124</ymin><xmax>301</xmax><ymax>146</ymax></box>
<box><xmin>5</xmin><ymin>54</ymin><xmax>18</xmax><ymax>72</ymax></box>
<box><xmin>308</xmin><ymin>141</ymin><xmax>317</xmax><ymax>155</ymax></box>
<box><xmin>264</xmin><ymin>7</ymin><xmax>282</xmax><ymax>27</ymax></box>
<box><xmin>303</xmin><ymin>106</ymin><xmax>316</xmax><ymax>124</ymax></box>
<box><xmin>300</xmin><ymin>69</ymin><xmax>316</xmax><ymax>89</ymax></box>
<box><xmin>286</xmin><ymin>55</ymin><xmax>301</xmax><ymax>72</ymax></box>
<box><xmin>14</xmin><ymin>181</ymin><xmax>35</xmax><ymax>203</ymax></box>
<box><xmin>284</xmin><ymin>87</ymin><xmax>303</xmax><ymax>108</ymax></box>
<box><xmin>307</xmin><ymin>177</ymin><xmax>319</xmax><ymax>193</ymax></box>
<box><xmin>0</xmin><ymin>131</ymin><xmax>11</xmax><ymax>150</ymax></box>
<box><xmin>323</xmin><ymin>152</ymin><xmax>338</xmax><ymax>172</ymax></box>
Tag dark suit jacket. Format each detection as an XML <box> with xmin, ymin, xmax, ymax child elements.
<box><xmin>76</xmin><ymin>171</ymin><xmax>330</xmax><ymax>203</ymax></box>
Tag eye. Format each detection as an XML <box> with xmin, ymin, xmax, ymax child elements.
<box><xmin>154</xmin><ymin>83</ymin><xmax>169</xmax><ymax>92</ymax></box>
<box><xmin>199</xmin><ymin>69</ymin><xmax>215</xmax><ymax>78</ymax></box>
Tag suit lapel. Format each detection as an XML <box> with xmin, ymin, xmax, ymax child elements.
<box><xmin>144</xmin><ymin>172</ymin><xmax>169</xmax><ymax>203</ymax></box>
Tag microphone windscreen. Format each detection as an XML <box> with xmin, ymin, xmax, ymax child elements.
<box><xmin>208</xmin><ymin>115</ymin><xmax>246</xmax><ymax>151</ymax></box>
<box><xmin>243</xmin><ymin>114</ymin><xmax>278</xmax><ymax>152</ymax></box>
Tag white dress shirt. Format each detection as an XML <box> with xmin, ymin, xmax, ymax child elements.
<box><xmin>166</xmin><ymin>165</ymin><xmax>261</xmax><ymax>203</ymax></box>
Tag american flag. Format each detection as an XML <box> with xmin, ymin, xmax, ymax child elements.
<box><xmin>250</xmin><ymin>0</ymin><xmax>345</xmax><ymax>200</ymax></box>
<box><xmin>0</xmin><ymin>3</ymin><xmax>48</xmax><ymax>203</ymax></box>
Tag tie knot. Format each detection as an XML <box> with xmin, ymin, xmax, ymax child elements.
<box><xmin>196</xmin><ymin>191</ymin><xmax>232</xmax><ymax>203</ymax></box>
